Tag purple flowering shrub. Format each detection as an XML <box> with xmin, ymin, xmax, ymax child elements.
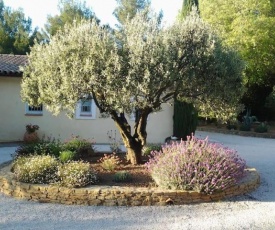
<box><xmin>146</xmin><ymin>135</ymin><xmax>246</xmax><ymax>194</ymax></box>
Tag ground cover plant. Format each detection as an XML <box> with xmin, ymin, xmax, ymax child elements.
<box><xmin>146</xmin><ymin>135</ymin><xmax>246</xmax><ymax>194</ymax></box>
<box><xmin>12</xmin><ymin>155</ymin><xmax>59</xmax><ymax>184</ymax></box>
<box><xmin>57</xmin><ymin>161</ymin><xmax>97</xmax><ymax>188</ymax></box>
<box><xmin>12</xmin><ymin>155</ymin><xmax>98</xmax><ymax>188</ymax></box>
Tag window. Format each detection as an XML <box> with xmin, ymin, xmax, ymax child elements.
<box><xmin>75</xmin><ymin>99</ymin><xmax>96</xmax><ymax>119</ymax></box>
<box><xmin>25</xmin><ymin>104</ymin><xmax>43</xmax><ymax>115</ymax></box>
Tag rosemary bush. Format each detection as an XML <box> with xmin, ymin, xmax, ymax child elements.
<box><xmin>146</xmin><ymin>136</ymin><xmax>246</xmax><ymax>194</ymax></box>
<box><xmin>62</xmin><ymin>136</ymin><xmax>95</xmax><ymax>159</ymax></box>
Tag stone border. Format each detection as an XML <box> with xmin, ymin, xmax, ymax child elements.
<box><xmin>197</xmin><ymin>126</ymin><xmax>275</xmax><ymax>139</ymax></box>
<box><xmin>0</xmin><ymin>163</ymin><xmax>260</xmax><ymax>206</ymax></box>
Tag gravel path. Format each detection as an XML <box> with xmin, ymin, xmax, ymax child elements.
<box><xmin>0</xmin><ymin>131</ymin><xmax>275</xmax><ymax>230</ymax></box>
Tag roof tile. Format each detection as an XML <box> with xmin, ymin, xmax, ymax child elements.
<box><xmin>0</xmin><ymin>54</ymin><xmax>27</xmax><ymax>77</ymax></box>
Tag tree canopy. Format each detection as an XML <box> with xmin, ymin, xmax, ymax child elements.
<box><xmin>113</xmin><ymin>0</ymin><xmax>151</xmax><ymax>25</ymax></box>
<box><xmin>200</xmin><ymin>0</ymin><xmax>275</xmax><ymax>86</ymax></box>
<box><xmin>0</xmin><ymin>0</ymin><xmax>38</xmax><ymax>54</ymax></box>
<box><xmin>43</xmin><ymin>0</ymin><xmax>98</xmax><ymax>39</ymax></box>
<box><xmin>21</xmin><ymin>9</ymin><xmax>244</xmax><ymax>164</ymax></box>
<box><xmin>178</xmin><ymin>0</ymin><xmax>199</xmax><ymax>20</ymax></box>
<box><xmin>200</xmin><ymin>0</ymin><xmax>275</xmax><ymax>120</ymax></box>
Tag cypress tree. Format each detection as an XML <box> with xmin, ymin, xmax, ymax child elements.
<box><xmin>173</xmin><ymin>100</ymin><xmax>198</xmax><ymax>140</ymax></box>
<box><xmin>174</xmin><ymin>0</ymin><xmax>200</xmax><ymax>140</ymax></box>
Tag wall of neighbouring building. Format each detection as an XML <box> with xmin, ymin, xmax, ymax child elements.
<box><xmin>0</xmin><ymin>76</ymin><xmax>173</xmax><ymax>144</ymax></box>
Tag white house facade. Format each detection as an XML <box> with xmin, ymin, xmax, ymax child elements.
<box><xmin>0</xmin><ymin>54</ymin><xmax>173</xmax><ymax>143</ymax></box>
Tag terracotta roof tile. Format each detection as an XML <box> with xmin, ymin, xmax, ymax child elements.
<box><xmin>0</xmin><ymin>54</ymin><xmax>27</xmax><ymax>77</ymax></box>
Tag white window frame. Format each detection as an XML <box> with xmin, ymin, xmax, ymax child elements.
<box><xmin>75</xmin><ymin>99</ymin><xmax>96</xmax><ymax>120</ymax></box>
<box><xmin>25</xmin><ymin>103</ymin><xmax>43</xmax><ymax>115</ymax></box>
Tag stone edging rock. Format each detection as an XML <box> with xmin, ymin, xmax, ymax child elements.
<box><xmin>0</xmin><ymin>163</ymin><xmax>260</xmax><ymax>206</ymax></box>
<box><xmin>197</xmin><ymin>126</ymin><xmax>275</xmax><ymax>139</ymax></box>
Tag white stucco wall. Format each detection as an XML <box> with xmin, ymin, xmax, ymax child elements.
<box><xmin>0</xmin><ymin>76</ymin><xmax>173</xmax><ymax>143</ymax></box>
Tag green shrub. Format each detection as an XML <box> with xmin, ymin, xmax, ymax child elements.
<box><xmin>62</xmin><ymin>136</ymin><xmax>95</xmax><ymax>159</ymax></box>
<box><xmin>57</xmin><ymin>161</ymin><xmax>97</xmax><ymax>188</ymax></box>
<box><xmin>59</xmin><ymin>150</ymin><xmax>76</xmax><ymax>163</ymax></box>
<box><xmin>146</xmin><ymin>135</ymin><xmax>246</xmax><ymax>194</ymax></box>
<box><xmin>14</xmin><ymin>136</ymin><xmax>62</xmax><ymax>158</ymax></box>
<box><xmin>254</xmin><ymin>123</ymin><xmax>268</xmax><ymax>133</ymax></box>
<box><xmin>173</xmin><ymin>100</ymin><xmax>198</xmax><ymax>140</ymax></box>
<box><xmin>113</xmin><ymin>171</ymin><xmax>132</xmax><ymax>182</ymax></box>
<box><xmin>226</xmin><ymin>122</ymin><xmax>238</xmax><ymax>130</ymax></box>
<box><xmin>98</xmin><ymin>153</ymin><xmax>121</xmax><ymax>171</ymax></box>
<box><xmin>240</xmin><ymin>109</ymin><xmax>257</xmax><ymax>131</ymax></box>
<box><xmin>142</xmin><ymin>143</ymin><xmax>162</xmax><ymax>156</ymax></box>
<box><xmin>12</xmin><ymin>155</ymin><xmax>59</xmax><ymax>184</ymax></box>
<box><xmin>239</xmin><ymin>124</ymin><xmax>251</xmax><ymax>131</ymax></box>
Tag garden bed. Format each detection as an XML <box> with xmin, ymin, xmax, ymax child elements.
<box><xmin>0</xmin><ymin>161</ymin><xmax>260</xmax><ymax>206</ymax></box>
<box><xmin>1</xmin><ymin>136</ymin><xmax>261</xmax><ymax>206</ymax></box>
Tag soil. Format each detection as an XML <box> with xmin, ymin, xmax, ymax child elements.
<box><xmin>82</xmin><ymin>152</ymin><xmax>156</xmax><ymax>188</ymax></box>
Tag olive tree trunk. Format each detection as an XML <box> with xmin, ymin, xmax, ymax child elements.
<box><xmin>110</xmin><ymin>108</ymin><xmax>152</xmax><ymax>165</ymax></box>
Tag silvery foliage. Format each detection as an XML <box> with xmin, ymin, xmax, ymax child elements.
<box><xmin>21</xmin><ymin>8</ymin><xmax>244</xmax><ymax>121</ymax></box>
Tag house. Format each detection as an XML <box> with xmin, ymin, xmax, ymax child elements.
<box><xmin>0</xmin><ymin>54</ymin><xmax>173</xmax><ymax>143</ymax></box>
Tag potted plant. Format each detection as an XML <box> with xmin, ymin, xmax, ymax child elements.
<box><xmin>23</xmin><ymin>124</ymin><xmax>40</xmax><ymax>143</ymax></box>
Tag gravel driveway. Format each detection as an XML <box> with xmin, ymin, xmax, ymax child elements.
<box><xmin>0</xmin><ymin>131</ymin><xmax>275</xmax><ymax>230</ymax></box>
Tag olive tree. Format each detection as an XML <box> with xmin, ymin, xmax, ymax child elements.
<box><xmin>21</xmin><ymin>10</ymin><xmax>244</xmax><ymax>165</ymax></box>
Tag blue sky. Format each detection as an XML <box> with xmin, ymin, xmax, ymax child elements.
<box><xmin>4</xmin><ymin>0</ymin><xmax>182</xmax><ymax>30</ymax></box>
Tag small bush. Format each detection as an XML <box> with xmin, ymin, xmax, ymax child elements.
<box><xmin>142</xmin><ymin>143</ymin><xmax>162</xmax><ymax>156</ymax></box>
<box><xmin>113</xmin><ymin>171</ymin><xmax>132</xmax><ymax>182</ymax></box>
<box><xmin>226</xmin><ymin>123</ymin><xmax>237</xmax><ymax>130</ymax></box>
<box><xmin>98</xmin><ymin>153</ymin><xmax>121</xmax><ymax>171</ymax></box>
<box><xmin>254</xmin><ymin>123</ymin><xmax>268</xmax><ymax>133</ymax></box>
<box><xmin>57</xmin><ymin>161</ymin><xmax>97</xmax><ymax>188</ymax></box>
<box><xmin>63</xmin><ymin>136</ymin><xmax>95</xmax><ymax>159</ymax></box>
<box><xmin>14</xmin><ymin>136</ymin><xmax>62</xmax><ymax>159</ymax></box>
<box><xmin>146</xmin><ymin>135</ymin><xmax>246</xmax><ymax>194</ymax></box>
<box><xmin>59</xmin><ymin>150</ymin><xmax>76</xmax><ymax>163</ymax></box>
<box><xmin>239</xmin><ymin>124</ymin><xmax>251</xmax><ymax>131</ymax></box>
<box><xmin>12</xmin><ymin>155</ymin><xmax>59</xmax><ymax>184</ymax></box>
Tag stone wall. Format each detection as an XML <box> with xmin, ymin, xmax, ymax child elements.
<box><xmin>0</xmin><ymin>163</ymin><xmax>260</xmax><ymax>206</ymax></box>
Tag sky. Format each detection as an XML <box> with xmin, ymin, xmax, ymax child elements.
<box><xmin>3</xmin><ymin>0</ymin><xmax>182</xmax><ymax>30</ymax></box>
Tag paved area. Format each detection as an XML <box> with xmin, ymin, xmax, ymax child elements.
<box><xmin>0</xmin><ymin>131</ymin><xmax>275</xmax><ymax>230</ymax></box>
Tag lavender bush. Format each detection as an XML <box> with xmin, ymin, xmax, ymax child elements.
<box><xmin>146</xmin><ymin>136</ymin><xmax>246</xmax><ymax>194</ymax></box>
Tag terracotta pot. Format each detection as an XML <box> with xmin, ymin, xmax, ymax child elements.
<box><xmin>23</xmin><ymin>131</ymin><xmax>39</xmax><ymax>143</ymax></box>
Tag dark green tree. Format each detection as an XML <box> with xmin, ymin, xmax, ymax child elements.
<box><xmin>0</xmin><ymin>0</ymin><xmax>38</xmax><ymax>54</ymax></box>
<box><xmin>173</xmin><ymin>0</ymin><xmax>200</xmax><ymax>140</ymax></box>
<box><xmin>200</xmin><ymin>0</ymin><xmax>275</xmax><ymax>120</ymax></box>
<box><xmin>113</xmin><ymin>0</ymin><xmax>151</xmax><ymax>25</ymax></box>
<box><xmin>173</xmin><ymin>101</ymin><xmax>198</xmax><ymax>140</ymax></box>
<box><xmin>178</xmin><ymin>0</ymin><xmax>199</xmax><ymax>20</ymax></box>
<box><xmin>42</xmin><ymin>0</ymin><xmax>99</xmax><ymax>39</ymax></box>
